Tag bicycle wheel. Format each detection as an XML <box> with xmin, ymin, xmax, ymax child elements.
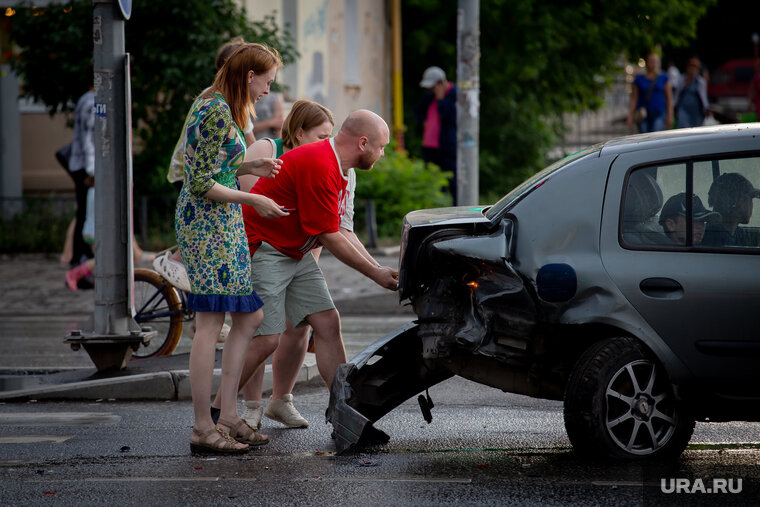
<box><xmin>132</xmin><ymin>268</ymin><xmax>184</xmax><ymax>359</ymax></box>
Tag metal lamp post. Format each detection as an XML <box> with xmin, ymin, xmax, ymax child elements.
<box><xmin>65</xmin><ymin>0</ymin><xmax>152</xmax><ymax>370</ymax></box>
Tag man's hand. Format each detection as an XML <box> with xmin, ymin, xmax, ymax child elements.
<box><xmin>380</xmin><ymin>266</ymin><xmax>399</xmax><ymax>280</ymax></box>
<box><xmin>372</xmin><ymin>265</ymin><xmax>398</xmax><ymax>291</ymax></box>
<box><xmin>319</xmin><ymin>231</ymin><xmax>399</xmax><ymax>292</ymax></box>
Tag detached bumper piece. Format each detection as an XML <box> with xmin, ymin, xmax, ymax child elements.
<box><xmin>328</xmin><ymin>363</ymin><xmax>392</xmax><ymax>454</ymax></box>
<box><xmin>327</xmin><ymin>322</ymin><xmax>453</xmax><ymax>454</ymax></box>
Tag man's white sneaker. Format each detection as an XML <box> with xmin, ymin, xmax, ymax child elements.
<box><xmin>264</xmin><ymin>394</ymin><xmax>309</xmax><ymax>428</ymax></box>
<box><xmin>152</xmin><ymin>252</ymin><xmax>192</xmax><ymax>293</ymax></box>
<box><xmin>242</xmin><ymin>400</ymin><xmax>263</xmax><ymax>429</ymax></box>
<box><xmin>217</xmin><ymin>323</ymin><xmax>230</xmax><ymax>344</ymax></box>
<box><xmin>188</xmin><ymin>320</ymin><xmax>230</xmax><ymax>344</ymax></box>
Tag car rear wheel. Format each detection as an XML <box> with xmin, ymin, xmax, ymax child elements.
<box><xmin>564</xmin><ymin>337</ymin><xmax>695</xmax><ymax>460</ymax></box>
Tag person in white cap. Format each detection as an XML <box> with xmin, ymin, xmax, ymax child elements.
<box><xmin>413</xmin><ymin>66</ymin><xmax>457</xmax><ymax>203</ymax></box>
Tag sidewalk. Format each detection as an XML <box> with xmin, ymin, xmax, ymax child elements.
<box><xmin>0</xmin><ymin>248</ymin><xmax>412</xmax><ymax>401</ymax></box>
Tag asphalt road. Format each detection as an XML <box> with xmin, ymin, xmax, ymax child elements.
<box><xmin>1</xmin><ymin>377</ymin><xmax>758</xmax><ymax>506</ymax></box>
<box><xmin>2</xmin><ymin>254</ymin><xmax>759</xmax><ymax>505</ymax></box>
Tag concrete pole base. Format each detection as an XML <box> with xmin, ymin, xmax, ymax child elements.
<box><xmin>65</xmin><ymin>331</ymin><xmax>147</xmax><ymax>371</ymax></box>
<box><xmin>81</xmin><ymin>342</ymin><xmax>135</xmax><ymax>371</ymax></box>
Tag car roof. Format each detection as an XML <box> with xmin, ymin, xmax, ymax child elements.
<box><xmin>597</xmin><ymin>123</ymin><xmax>760</xmax><ymax>157</ymax></box>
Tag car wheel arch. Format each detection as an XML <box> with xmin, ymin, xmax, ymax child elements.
<box><xmin>552</xmin><ymin>304</ymin><xmax>693</xmax><ymax>387</ymax></box>
<box><xmin>540</xmin><ymin>322</ymin><xmax>685</xmax><ymax>389</ymax></box>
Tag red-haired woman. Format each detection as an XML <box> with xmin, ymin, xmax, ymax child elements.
<box><xmin>175</xmin><ymin>43</ymin><xmax>287</xmax><ymax>454</ymax></box>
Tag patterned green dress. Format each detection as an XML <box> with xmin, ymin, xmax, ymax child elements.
<box><xmin>174</xmin><ymin>93</ymin><xmax>263</xmax><ymax>313</ymax></box>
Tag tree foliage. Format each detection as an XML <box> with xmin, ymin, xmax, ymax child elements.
<box><xmin>401</xmin><ymin>0</ymin><xmax>715</xmax><ymax>200</ymax></box>
<box><xmin>355</xmin><ymin>141</ymin><xmax>452</xmax><ymax>240</ymax></box>
<box><xmin>9</xmin><ymin>0</ymin><xmax>297</xmax><ymax>194</ymax></box>
<box><xmin>8</xmin><ymin>2</ymin><xmax>92</xmax><ymax>114</ymax></box>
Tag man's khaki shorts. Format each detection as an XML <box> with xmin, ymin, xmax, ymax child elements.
<box><xmin>251</xmin><ymin>242</ymin><xmax>335</xmax><ymax>336</ymax></box>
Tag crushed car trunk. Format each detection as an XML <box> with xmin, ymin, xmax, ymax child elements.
<box><xmin>327</xmin><ymin>212</ymin><xmax>563</xmax><ymax>454</ymax></box>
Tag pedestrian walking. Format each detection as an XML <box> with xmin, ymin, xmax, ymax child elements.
<box><xmin>627</xmin><ymin>52</ymin><xmax>673</xmax><ymax>133</ymax></box>
<box><xmin>674</xmin><ymin>57</ymin><xmax>710</xmax><ymax>128</ymax></box>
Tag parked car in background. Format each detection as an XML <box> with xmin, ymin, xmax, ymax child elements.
<box><xmin>328</xmin><ymin>124</ymin><xmax>760</xmax><ymax>461</ymax></box>
<box><xmin>708</xmin><ymin>58</ymin><xmax>756</xmax><ymax>111</ymax></box>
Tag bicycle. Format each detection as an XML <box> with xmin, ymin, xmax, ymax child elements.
<box><xmin>132</xmin><ymin>267</ymin><xmax>194</xmax><ymax>359</ymax></box>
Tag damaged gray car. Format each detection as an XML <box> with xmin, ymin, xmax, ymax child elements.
<box><xmin>327</xmin><ymin>124</ymin><xmax>760</xmax><ymax>461</ymax></box>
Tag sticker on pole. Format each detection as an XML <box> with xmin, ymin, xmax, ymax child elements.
<box><xmin>118</xmin><ymin>0</ymin><xmax>132</xmax><ymax>20</ymax></box>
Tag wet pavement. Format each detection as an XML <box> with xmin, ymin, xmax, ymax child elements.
<box><xmin>3</xmin><ymin>259</ymin><xmax>760</xmax><ymax>505</ymax></box>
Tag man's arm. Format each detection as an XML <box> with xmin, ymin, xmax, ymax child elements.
<box><xmin>338</xmin><ymin>227</ymin><xmax>398</xmax><ymax>277</ymax></box>
<box><xmin>339</xmin><ymin>228</ymin><xmax>374</xmax><ymax>263</ymax></box>
<box><xmin>319</xmin><ymin>231</ymin><xmax>397</xmax><ymax>290</ymax></box>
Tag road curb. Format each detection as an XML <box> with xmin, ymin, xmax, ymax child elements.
<box><xmin>0</xmin><ymin>372</ymin><xmax>177</xmax><ymax>401</ymax></box>
<box><xmin>0</xmin><ymin>355</ymin><xmax>320</xmax><ymax>402</ymax></box>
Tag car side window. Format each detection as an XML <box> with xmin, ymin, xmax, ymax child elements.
<box><xmin>622</xmin><ymin>156</ymin><xmax>760</xmax><ymax>250</ymax></box>
<box><xmin>700</xmin><ymin>157</ymin><xmax>760</xmax><ymax>249</ymax></box>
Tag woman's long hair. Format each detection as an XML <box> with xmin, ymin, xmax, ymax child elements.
<box><xmin>281</xmin><ymin>99</ymin><xmax>334</xmax><ymax>149</ymax></box>
<box><xmin>205</xmin><ymin>42</ymin><xmax>282</xmax><ymax>129</ymax></box>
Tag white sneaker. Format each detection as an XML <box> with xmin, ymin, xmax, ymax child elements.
<box><xmin>217</xmin><ymin>323</ymin><xmax>230</xmax><ymax>343</ymax></box>
<box><xmin>152</xmin><ymin>252</ymin><xmax>191</xmax><ymax>293</ymax></box>
<box><xmin>264</xmin><ymin>394</ymin><xmax>309</xmax><ymax>428</ymax></box>
<box><xmin>188</xmin><ymin>320</ymin><xmax>230</xmax><ymax>344</ymax></box>
<box><xmin>242</xmin><ymin>400</ymin><xmax>263</xmax><ymax>429</ymax></box>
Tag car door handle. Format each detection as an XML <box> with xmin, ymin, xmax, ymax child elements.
<box><xmin>639</xmin><ymin>278</ymin><xmax>684</xmax><ymax>299</ymax></box>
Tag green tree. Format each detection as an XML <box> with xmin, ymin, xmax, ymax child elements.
<box><xmin>355</xmin><ymin>141</ymin><xmax>452</xmax><ymax>240</ymax></box>
<box><xmin>9</xmin><ymin>0</ymin><xmax>297</xmax><ymax>195</ymax></box>
<box><xmin>402</xmin><ymin>0</ymin><xmax>715</xmax><ymax>201</ymax></box>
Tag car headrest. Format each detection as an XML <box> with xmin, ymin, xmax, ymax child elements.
<box><xmin>624</xmin><ymin>171</ymin><xmax>663</xmax><ymax>221</ymax></box>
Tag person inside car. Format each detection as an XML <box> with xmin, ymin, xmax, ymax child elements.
<box><xmin>658</xmin><ymin>193</ymin><xmax>720</xmax><ymax>245</ymax></box>
<box><xmin>703</xmin><ymin>172</ymin><xmax>760</xmax><ymax>247</ymax></box>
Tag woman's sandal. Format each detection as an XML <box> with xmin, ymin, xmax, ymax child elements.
<box><xmin>190</xmin><ymin>426</ymin><xmax>249</xmax><ymax>455</ymax></box>
<box><xmin>218</xmin><ymin>417</ymin><xmax>269</xmax><ymax>446</ymax></box>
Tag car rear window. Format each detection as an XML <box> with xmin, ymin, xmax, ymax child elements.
<box><xmin>486</xmin><ymin>146</ymin><xmax>601</xmax><ymax>220</ymax></box>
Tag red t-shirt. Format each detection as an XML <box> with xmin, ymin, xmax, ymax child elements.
<box><xmin>243</xmin><ymin>139</ymin><xmax>349</xmax><ymax>260</ymax></box>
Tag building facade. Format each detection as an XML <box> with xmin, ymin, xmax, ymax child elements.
<box><xmin>242</xmin><ymin>0</ymin><xmax>391</xmax><ymax>125</ymax></box>
<box><xmin>0</xmin><ymin>0</ymin><xmax>392</xmax><ymax>196</ymax></box>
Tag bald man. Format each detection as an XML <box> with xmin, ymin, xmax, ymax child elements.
<box><xmin>236</xmin><ymin>109</ymin><xmax>397</xmax><ymax>400</ymax></box>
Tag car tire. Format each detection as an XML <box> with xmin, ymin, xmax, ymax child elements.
<box><xmin>563</xmin><ymin>336</ymin><xmax>695</xmax><ymax>460</ymax></box>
